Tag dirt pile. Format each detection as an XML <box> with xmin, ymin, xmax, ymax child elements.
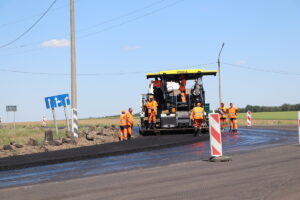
<box><xmin>0</xmin><ymin>126</ymin><xmax>131</xmax><ymax>158</ymax></box>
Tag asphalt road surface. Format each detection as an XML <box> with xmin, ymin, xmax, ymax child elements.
<box><xmin>0</xmin><ymin>127</ymin><xmax>299</xmax><ymax>199</ymax></box>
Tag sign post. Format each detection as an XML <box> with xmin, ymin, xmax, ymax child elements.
<box><xmin>62</xmin><ymin>95</ymin><xmax>71</xmax><ymax>132</ymax></box>
<box><xmin>51</xmin><ymin>108</ymin><xmax>59</xmax><ymax>135</ymax></box>
<box><xmin>6</xmin><ymin>105</ymin><xmax>17</xmax><ymax>130</ymax></box>
<box><xmin>13</xmin><ymin>111</ymin><xmax>15</xmax><ymax>129</ymax></box>
<box><xmin>63</xmin><ymin>106</ymin><xmax>70</xmax><ymax>132</ymax></box>
<box><xmin>45</xmin><ymin>94</ymin><xmax>71</xmax><ymax>136</ymax></box>
<box><xmin>298</xmin><ymin>111</ymin><xmax>300</xmax><ymax>145</ymax></box>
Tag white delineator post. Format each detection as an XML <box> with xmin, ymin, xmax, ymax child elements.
<box><xmin>247</xmin><ymin>111</ymin><xmax>252</xmax><ymax>127</ymax></box>
<box><xmin>209</xmin><ymin>113</ymin><xmax>222</xmax><ymax>157</ymax></box>
<box><xmin>298</xmin><ymin>111</ymin><xmax>300</xmax><ymax>144</ymax></box>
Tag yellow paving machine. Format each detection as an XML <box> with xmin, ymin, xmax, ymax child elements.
<box><xmin>139</xmin><ymin>69</ymin><xmax>217</xmax><ymax>135</ymax></box>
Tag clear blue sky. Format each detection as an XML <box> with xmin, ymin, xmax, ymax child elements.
<box><xmin>0</xmin><ymin>0</ymin><xmax>299</xmax><ymax>122</ymax></box>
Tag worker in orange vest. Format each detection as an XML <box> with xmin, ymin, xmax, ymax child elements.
<box><xmin>126</xmin><ymin>107</ymin><xmax>134</xmax><ymax>139</ymax></box>
<box><xmin>190</xmin><ymin>102</ymin><xmax>204</xmax><ymax>136</ymax></box>
<box><xmin>119</xmin><ymin>110</ymin><xmax>127</xmax><ymax>141</ymax></box>
<box><xmin>179</xmin><ymin>76</ymin><xmax>187</xmax><ymax>103</ymax></box>
<box><xmin>228</xmin><ymin>103</ymin><xmax>238</xmax><ymax>132</ymax></box>
<box><xmin>145</xmin><ymin>96</ymin><xmax>158</xmax><ymax>129</ymax></box>
<box><xmin>218</xmin><ymin>102</ymin><xmax>227</xmax><ymax>133</ymax></box>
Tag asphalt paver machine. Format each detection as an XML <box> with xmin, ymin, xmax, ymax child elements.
<box><xmin>139</xmin><ymin>69</ymin><xmax>217</xmax><ymax>135</ymax></box>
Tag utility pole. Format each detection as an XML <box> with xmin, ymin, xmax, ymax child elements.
<box><xmin>70</xmin><ymin>0</ymin><xmax>78</xmax><ymax>138</ymax></box>
<box><xmin>217</xmin><ymin>43</ymin><xmax>225</xmax><ymax>106</ymax></box>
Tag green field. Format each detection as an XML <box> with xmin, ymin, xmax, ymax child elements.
<box><xmin>237</xmin><ymin>111</ymin><xmax>298</xmax><ymax>120</ymax></box>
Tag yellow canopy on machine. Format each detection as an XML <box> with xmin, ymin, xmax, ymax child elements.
<box><xmin>146</xmin><ymin>69</ymin><xmax>217</xmax><ymax>79</ymax></box>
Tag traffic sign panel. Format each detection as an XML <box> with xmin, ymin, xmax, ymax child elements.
<box><xmin>45</xmin><ymin>94</ymin><xmax>70</xmax><ymax>109</ymax></box>
<box><xmin>6</xmin><ymin>105</ymin><xmax>17</xmax><ymax>112</ymax></box>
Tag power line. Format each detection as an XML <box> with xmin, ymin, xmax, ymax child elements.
<box><xmin>222</xmin><ymin>62</ymin><xmax>300</xmax><ymax>76</ymax></box>
<box><xmin>0</xmin><ymin>62</ymin><xmax>215</xmax><ymax>76</ymax></box>
<box><xmin>78</xmin><ymin>0</ymin><xmax>185</xmax><ymax>39</ymax></box>
<box><xmin>1</xmin><ymin>0</ymin><xmax>184</xmax><ymax>53</ymax></box>
<box><xmin>0</xmin><ymin>0</ymin><xmax>72</xmax><ymax>30</ymax></box>
<box><xmin>76</xmin><ymin>0</ymin><xmax>167</xmax><ymax>33</ymax></box>
<box><xmin>0</xmin><ymin>0</ymin><xmax>57</xmax><ymax>48</ymax></box>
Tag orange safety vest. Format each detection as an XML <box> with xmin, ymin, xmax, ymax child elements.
<box><xmin>120</xmin><ymin>114</ymin><xmax>127</xmax><ymax>126</ymax></box>
<box><xmin>191</xmin><ymin>107</ymin><xmax>204</xmax><ymax>120</ymax></box>
<box><xmin>126</xmin><ymin>112</ymin><xmax>134</xmax><ymax>126</ymax></box>
<box><xmin>228</xmin><ymin>107</ymin><xmax>238</xmax><ymax>119</ymax></box>
<box><xmin>146</xmin><ymin>101</ymin><xmax>158</xmax><ymax>113</ymax></box>
<box><xmin>218</xmin><ymin>106</ymin><xmax>227</xmax><ymax>118</ymax></box>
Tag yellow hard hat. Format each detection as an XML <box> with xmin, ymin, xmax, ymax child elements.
<box><xmin>149</xmin><ymin>95</ymin><xmax>154</xmax><ymax>99</ymax></box>
<box><xmin>121</xmin><ymin>110</ymin><xmax>126</xmax><ymax>113</ymax></box>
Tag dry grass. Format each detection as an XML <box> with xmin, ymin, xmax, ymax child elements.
<box><xmin>0</xmin><ymin>117</ymin><xmax>139</xmax><ymax>146</ymax></box>
<box><xmin>0</xmin><ymin>126</ymin><xmax>67</xmax><ymax>146</ymax></box>
<box><xmin>9</xmin><ymin>117</ymin><xmax>140</xmax><ymax>127</ymax></box>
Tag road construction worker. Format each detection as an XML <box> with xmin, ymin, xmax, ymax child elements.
<box><xmin>218</xmin><ymin>102</ymin><xmax>227</xmax><ymax>133</ymax></box>
<box><xmin>179</xmin><ymin>76</ymin><xmax>187</xmax><ymax>103</ymax></box>
<box><xmin>153</xmin><ymin>78</ymin><xmax>162</xmax><ymax>88</ymax></box>
<box><xmin>228</xmin><ymin>103</ymin><xmax>238</xmax><ymax>132</ymax></box>
<box><xmin>119</xmin><ymin>110</ymin><xmax>127</xmax><ymax>141</ymax></box>
<box><xmin>190</xmin><ymin>102</ymin><xmax>204</xmax><ymax>136</ymax></box>
<box><xmin>145</xmin><ymin>95</ymin><xmax>158</xmax><ymax>129</ymax></box>
<box><xmin>126</xmin><ymin>108</ymin><xmax>134</xmax><ymax>139</ymax></box>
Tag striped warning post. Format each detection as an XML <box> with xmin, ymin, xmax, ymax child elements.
<box><xmin>247</xmin><ymin>111</ymin><xmax>252</xmax><ymax>127</ymax></box>
<box><xmin>209</xmin><ymin>113</ymin><xmax>222</xmax><ymax>157</ymax></box>
<box><xmin>298</xmin><ymin>111</ymin><xmax>300</xmax><ymax>144</ymax></box>
<box><xmin>41</xmin><ymin>116</ymin><xmax>47</xmax><ymax>127</ymax></box>
<box><xmin>72</xmin><ymin>108</ymin><xmax>78</xmax><ymax>138</ymax></box>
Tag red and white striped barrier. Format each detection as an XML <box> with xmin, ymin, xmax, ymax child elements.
<box><xmin>41</xmin><ymin>116</ymin><xmax>47</xmax><ymax>127</ymax></box>
<box><xmin>209</xmin><ymin>113</ymin><xmax>222</xmax><ymax>157</ymax></box>
<box><xmin>247</xmin><ymin>111</ymin><xmax>252</xmax><ymax>127</ymax></box>
<box><xmin>298</xmin><ymin>111</ymin><xmax>300</xmax><ymax>144</ymax></box>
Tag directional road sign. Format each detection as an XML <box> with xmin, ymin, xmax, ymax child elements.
<box><xmin>6</xmin><ymin>105</ymin><xmax>17</xmax><ymax>112</ymax></box>
<box><xmin>45</xmin><ymin>94</ymin><xmax>70</xmax><ymax>109</ymax></box>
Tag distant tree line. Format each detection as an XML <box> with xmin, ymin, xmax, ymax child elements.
<box><xmin>238</xmin><ymin>103</ymin><xmax>300</xmax><ymax>113</ymax></box>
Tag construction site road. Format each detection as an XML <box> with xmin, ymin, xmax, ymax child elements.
<box><xmin>0</xmin><ymin>133</ymin><xmax>209</xmax><ymax>171</ymax></box>
<box><xmin>0</xmin><ymin>142</ymin><xmax>299</xmax><ymax>200</ymax></box>
<box><xmin>0</xmin><ymin>126</ymin><xmax>298</xmax><ymax>189</ymax></box>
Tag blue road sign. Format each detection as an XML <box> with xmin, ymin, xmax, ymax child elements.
<box><xmin>45</xmin><ymin>94</ymin><xmax>70</xmax><ymax>109</ymax></box>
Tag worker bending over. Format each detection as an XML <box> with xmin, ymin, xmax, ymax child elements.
<box><xmin>190</xmin><ymin>102</ymin><xmax>204</xmax><ymax>136</ymax></box>
<box><xmin>228</xmin><ymin>103</ymin><xmax>238</xmax><ymax>132</ymax></box>
<box><xmin>218</xmin><ymin>102</ymin><xmax>227</xmax><ymax>133</ymax></box>
<box><xmin>145</xmin><ymin>96</ymin><xmax>158</xmax><ymax>129</ymax></box>
<box><xmin>119</xmin><ymin>110</ymin><xmax>127</xmax><ymax>141</ymax></box>
<box><xmin>126</xmin><ymin>108</ymin><xmax>134</xmax><ymax>139</ymax></box>
<box><xmin>179</xmin><ymin>76</ymin><xmax>187</xmax><ymax>103</ymax></box>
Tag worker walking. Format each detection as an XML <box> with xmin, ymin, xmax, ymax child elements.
<box><xmin>119</xmin><ymin>110</ymin><xmax>127</xmax><ymax>141</ymax></box>
<box><xmin>126</xmin><ymin>108</ymin><xmax>134</xmax><ymax>139</ymax></box>
<box><xmin>145</xmin><ymin>96</ymin><xmax>158</xmax><ymax>129</ymax></box>
<box><xmin>190</xmin><ymin>102</ymin><xmax>204</xmax><ymax>136</ymax></box>
<box><xmin>218</xmin><ymin>102</ymin><xmax>227</xmax><ymax>133</ymax></box>
<box><xmin>228</xmin><ymin>103</ymin><xmax>238</xmax><ymax>132</ymax></box>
